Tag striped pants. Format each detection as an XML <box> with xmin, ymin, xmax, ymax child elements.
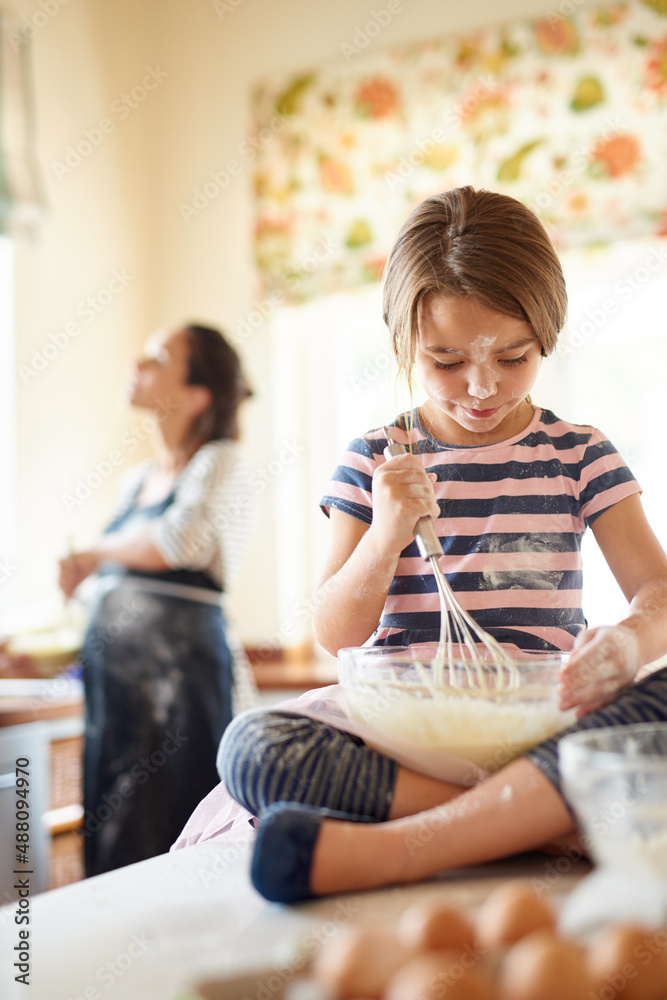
<box><xmin>219</xmin><ymin>711</ymin><xmax>397</xmax><ymax>820</ymax></box>
<box><xmin>219</xmin><ymin>668</ymin><xmax>667</xmax><ymax>820</ymax></box>
<box><xmin>525</xmin><ymin>666</ymin><xmax>667</xmax><ymax>789</ymax></box>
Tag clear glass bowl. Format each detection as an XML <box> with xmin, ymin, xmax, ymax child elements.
<box><xmin>559</xmin><ymin>723</ymin><xmax>667</xmax><ymax>879</ymax></box>
<box><xmin>338</xmin><ymin>643</ymin><xmax>575</xmax><ymax>772</ymax></box>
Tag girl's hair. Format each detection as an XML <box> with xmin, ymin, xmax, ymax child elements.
<box><xmin>382</xmin><ymin>186</ymin><xmax>567</xmax><ymax>388</ymax></box>
<box><xmin>182</xmin><ymin>323</ymin><xmax>252</xmax><ymax>442</ymax></box>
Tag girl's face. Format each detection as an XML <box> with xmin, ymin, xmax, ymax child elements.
<box><xmin>415</xmin><ymin>295</ymin><xmax>543</xmax><ymax>446</ymax></box>
<box><xmin>128</xmin><ymin>329</ymin><xmax>192</xmax><ymax>410</ymax></box>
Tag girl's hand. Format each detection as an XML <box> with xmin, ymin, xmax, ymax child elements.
<box><xmin>369</xmin><ymin>453</ymin><xmax>440</xmax><ymax>555</ymax></box>
<box><xmin>558</xmin><ymin>624</ymin><xmax>639</xmax><ymax>718</ymax></box>
<box><xmin>58</xmin><ymin>550</ymin><xmax>100</xmax><ymax>598</ymax></box>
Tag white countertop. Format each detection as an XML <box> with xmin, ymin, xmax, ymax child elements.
<box><xmin>0</xmin><ymin>835</ymin><xmax>593</xmax><ymax>1000</ymax></box>
<box><xmin>0</xmin><ymin>678</ymin><xmax>82</xmax><ymax>698</ymax></box>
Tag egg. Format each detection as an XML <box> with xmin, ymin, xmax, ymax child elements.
<box><xmin>312</xmin><ymin>924</ymin><xmax>415</xmax><ymax>999</ymax></box>
<box><xmin>384</xmin><ymin>952</ymin><xmax>495</xmax><ymax>1000</ymax></box>
<box><xmin>475</xmin><ymin>880</ymin><xmax>556</xmax><ymax>950</ymax></box>
<box><xmin>586</xmin><ymin>922</ymin><xmax>667</xmax><ymax>1000</ymax></box>
<box><xmin>398</xmin><ymin>901</ymin><xmax>478</xmax><ymax>953</ymax></box>
<box><xmin>498</xmin><ymin>929</ymin><xmax>592</xmax><ymax>1000</ymax></box>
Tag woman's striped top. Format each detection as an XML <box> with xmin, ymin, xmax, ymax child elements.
<box><xmin>320</xmin><ymin>407</ymin><xmax>641</xmax><ymax>652</ymax></box>
<box><xmin>113</xmin><ymin>440</ymin><xmax>256</xmax><ymax>592</ymax></box>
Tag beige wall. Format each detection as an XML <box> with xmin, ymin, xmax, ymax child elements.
<box><xmin>8</xmin><ymin>0</ymin><xmax>558</xmax><ymax>643</ymax></box>
<box><xmin>7</xmin><ymin>0</ymin><xmax>153</xmax><ymax>627</ymax></box>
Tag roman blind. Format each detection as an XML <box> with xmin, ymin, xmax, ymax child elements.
<box><xmin>250</xmin><ymin>0</ymin><xmax>667</xmax><ymax>303</ymax></box>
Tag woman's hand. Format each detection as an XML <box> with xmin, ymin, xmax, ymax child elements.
<box><xmin>558</xmin><ymin>624</ymin><xmax>639</xmax><ymax>718</ymax></box>
<box><xmin>58</xmin><ymin>550</ymin><xmax>100</xmax><ymax>598</ymax></box>
<box><xmin>369</xmin><ymin>453</ymin><xmax>440</xmax><ymax>556</ymax></box>
<box><xmin>0</xmin><ymin>640</ymin><xmax>36</xmax><ymax>678</ymax></box>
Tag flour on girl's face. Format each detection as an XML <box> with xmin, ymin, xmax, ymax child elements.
<box><xmin>466</xmin><ymin>334</ymin><xmax>501</xmax><ymax>402</ymax></box>
<box><xmin>415</xmin><ymin>296</ymin><xmax>542</xmax><ymax>445</ymax></box>
<box><xmin>467</xmin><ymin>334</ymin><xmax>498</xmax><ymax>362</ymax></box>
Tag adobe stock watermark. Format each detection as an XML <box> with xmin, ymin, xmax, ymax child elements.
<box><xmin>61</xmin><ymin>397</ymin><xmax>178</xmax><ymax>514</ymax></box>
<box><xmin>18</xmin><ymin>267</ymin><xmax>134</xmax><ymax>384</ymax></box>
<box><xmin>558</xmin><ymin>243</ymin><xmax>667</xmax><ymax>357</ymax></box>
<box><xmin>0</xmin><ymin>556</ymin><xmax>16</xmax><ymax>586</ymax></box>
<box><xmin>17</xmin><ymin>673</ymin><xmax>79</xmax><ymax>720</ymax></box>
<box><xmin>52</xmin><ymin>66</ymin><xmax>169</xmax><ymax>180</ymax></box>
<box><xmin>422</xmin><ymin>941</ymin><xmax>488</xmax><ymax>998</ymax></box>
<box><xmin>81</xmin><ymin>594</ymin><xmax>147</xmax><ymax>659</ymax></box>
<box><xmin>198</xmin><ymin>826</ymin><xmax>257</xmax><ymax>888</ymax></box>
<box><xmin>200</xmin><ymin>850</ymin><xmax>363</xmax><ymax>1000</ymax></box>
<box><xmin>385</xmin><ymin>75</ymin><xmax>498</xmax><ymax>191</ymax></box>
<box><xmin>530</xmin><ymin>841</ymin><xmax>589</xmax><ymax>898</ymax></box>
<box><xmin>545</xmin><ymin>0</ymin><xmax>586</xmax><ymax>23</ymax></box>
<box><xmin>156</xmin><ymin>436</ymin><xmax>305</xmax><ymax>576</ymax></box>
<box><xmin>213</xmin><ymin>0</ymin><xmax>244</xmax><ymax>18</ymax></box>
<box><xmin>0</xmin><ymin>887</ymin><xmax>23</xmax><ymax>928</ymax></box>
<box><xmin>230</xmin><ymin>236</ymin><xmax>339</xmax><ymax>344</ymax></box>
<box><xmin>63</xmin><ymin>933</ymin><xmax>153</xmax><ymax>1000</ymax></box>
<box><xmin>401</xmin><ymin>736</ymin><xmax>532</xmax><ymax>858</ymax></box>
<box><xmin>562</xmin><ymin>626</ymin><xmax>639</xmax><ymax>703</ymax></box>
<box><xmin>340</xmin><ymin>1</ymin><xmax>406</xmax><ymax>63</ymax></box>
<box><xmin>246</xmin><ymin>440</ymin><xmax>305</xmax><ymax>496</ymax></box>
<box><xmin>529</xmin><ymin>115</ymin><xmax>625</xmax><ymax>216</ymax></box>
<box><xmin>81</xmin><ymin>730</ymin><xmax>189</xmax><ymax>838</ymax></box>
<box><xmin>590</xmin><ymin>928</ymin><xmax>667</xmax><ymax>1000</ymax></box>
<box><xmin>7</xmin><ymin>0</ymin><xmax>74</xmax><ymax>51</ymax></box>
<box><xmin>210</xmin><ymin>437</ymin><xmax>304</xmax><ymax>528</ymax></box>
<box><xmin>179</xmin><ymin>112</ymin><xmax>291</xmax><ymax>223</ymax></box>
<box><xmin>351</xmin><ymin>347</ymin><xmax>392</xmax><ymax>394</ymax></box>
<box><xmin>245</xmin><ymin>900</ymin><xmax>363</xmax><ymax>1000</ymax></box>
<box><xmin>254</xmin><ymin>571</ymin><xmax>343</xmax><ymax>660</ymax></box>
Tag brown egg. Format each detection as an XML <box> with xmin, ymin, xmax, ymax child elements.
<box><xmin>312</xmin><ymin>924</ymin><xmax>415</xmax><ymax>999</ymax></box>
<box><xmin>475</xmin><ymin>880</ymin><xmax>556</xmax><ymax>950</ymax></box>
<box><xmin>586</xmin><ymin>922</ymin><xmax>667</xmax><ymax>1000</ymax></box>
<box><xmin>384</xmin><ymin>952</ymin><xmax>495</xmax><ymax>1000</ymax></box>
<box><xmin>498</xmin><ymin>929</ymin><xmax>593</xmax><ymax>1000</ymax></box>
<box><xmin>398</xmin><ymin>900</ymin><xmax>478</xmax><ymax>953</ymax></box>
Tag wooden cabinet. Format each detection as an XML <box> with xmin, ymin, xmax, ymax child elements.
<box><xmin>44</xmin><ymin>718</ymin><xmax>84</xmax><ymax>889</ymax></box>
<box><xmin>0</xmin><ymin>680</ymin><xmax>84</xmax><ymax>893</ymax></box>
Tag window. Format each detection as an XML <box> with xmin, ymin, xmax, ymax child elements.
<box><xmin>537</xmin><ymin>237</ymin><xmax>667</xmax><ymax>626</ymax></box>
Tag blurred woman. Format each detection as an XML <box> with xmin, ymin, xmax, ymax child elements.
<box><xmin>60</xmin><ymin>323</ymin><xmax>255</xmax><ymax>875</ymax></box>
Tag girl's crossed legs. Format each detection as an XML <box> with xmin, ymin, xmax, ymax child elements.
<box><xmin>219</xmin><ymin>667</ymin><xmax>667</xmax><ymax>901</ymax></box>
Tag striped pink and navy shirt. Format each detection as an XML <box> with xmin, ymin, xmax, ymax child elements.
<box><xmin>320</xmin><ymin>408</ymin><xmax>641</xmax><ymax>652</ymax></box>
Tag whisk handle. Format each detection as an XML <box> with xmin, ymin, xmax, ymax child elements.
<box><xmin>415</xmin><ymin>517</ymin><xmax>443</xmax><ymax>559</ymax></box>
<box><xmin>383</xmin><ymin>441</ymin><xmax>406</xmax><ymax>459</ymax></box>
<box><xmin>383</xmin><ymin>435</ymin><xmax>444</xmax><ymax>559</ymax></box>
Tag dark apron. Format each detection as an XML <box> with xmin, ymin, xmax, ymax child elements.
<box><xmin>80</xmin><ymin>485</ymin><xmax>233</xmax><ymax>876</ymax></box>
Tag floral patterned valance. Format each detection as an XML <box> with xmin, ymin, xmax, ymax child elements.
<box><xmin>251</xmin><ymin>1</ymin><xmax>667</xmax><ymax>303</ymax></box>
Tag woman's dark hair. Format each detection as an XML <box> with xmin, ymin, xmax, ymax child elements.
<box><xmin>182</xmin><ymin>323</ymin><xmax>252</xmax><ymax>442</ymax></box>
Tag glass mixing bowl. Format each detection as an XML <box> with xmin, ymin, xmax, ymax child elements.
<box><xmin>337</xmin><ymin>643</ymin><xmax>575</xmax><ymax>773</ymax></box>
<box><xmin>559</xmin><ymin>723</ymin><xmax>667</xmax><ymax>879</ymax></box>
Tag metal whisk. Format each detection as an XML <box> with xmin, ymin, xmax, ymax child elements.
<box><xmin>382</xmin><ymin>426</ymin><xmax>518</xmax><ymax>692</ymax></box>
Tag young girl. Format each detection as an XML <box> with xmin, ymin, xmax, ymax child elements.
<box><xmin>60</xmin><ymin>323</ymin><xmax>256</xmax><ymax>875</ymax></box>
<box><xmin>216</xmin><ymin>188</ymin><xmax>667</xmax><ymax>902</ymax></box>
